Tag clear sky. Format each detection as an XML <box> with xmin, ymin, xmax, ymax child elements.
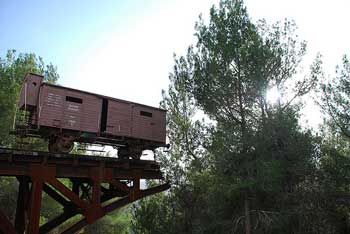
<box><xmin>1</xmin><ymin>0</ymin><xmax>350</xmax><ymax>127</ymax></box>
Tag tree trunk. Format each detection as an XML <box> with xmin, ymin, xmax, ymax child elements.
<box><xmin>237</xmin><ymin>59</ymin><xmax>251</xmax><ymax>234</ymax></box>
<box><xmin>244</xmin><ymin>198</ymin><xmax>251</xmax><ymax>234</ymax></box>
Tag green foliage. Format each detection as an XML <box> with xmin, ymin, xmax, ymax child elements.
<box><xmin>0</xmin><ymin>177</ymin><xmax>18</xmax><ymax>219</ymax></box>
<box><xmin>158</xmin><ymin>55</ymin><xmax>210</xmax><ymax>184</ymax></box>
<box><xmin>321</xmin><ymin>55</ymin><xmax>350</xmax><ymax>139</ymax></box>
<box><xmin>133</xmin><ymin>43</ymin><xmax>212</xmax><ymax>234</ymax></box>
<box><xmin>83</xmin><ymin>208</ymin><xmax>131</xmax><ymax>234</ymax></box>
<box><xmin>0</xmin><ymin>1</ymin><xmax>349</xmax><ymax>233</ymax></box>
<box><xmin>315</xmin><ymin>53</ymin><xmax>350</xmax><ymax>233</ymax></box>
<box><xmin>188</xmin><ymin>1</ymin><xmax>320</xmax><ymax>232</ymax></box>
<box><xmin>0</xmin><ymin>49</ymin><xmax>59</xmax><ymax>147</ymax></box>
<box><xmin>132</xmin><ymin>0</ymin><xmax>349</xmax><ymax>233</ymax></box>
<box><xmin>132</xmin><ymin>192</ymin><xmax>175</xmax><ymax>234</ymax></box>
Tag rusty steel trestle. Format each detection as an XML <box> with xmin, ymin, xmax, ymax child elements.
<box><xmin>0</xmin><ymin>148</ymin><xmax>169</xmax><ymax>234</ymax></box>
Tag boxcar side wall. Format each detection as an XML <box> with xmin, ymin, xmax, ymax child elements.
<box><xmin>106</xmin><ymin>100</ymin><xmax>132</xmax><ymax>137</ymax></box>
<box><xmin>38</xmin><ymin>85</ymin><xmax>102</xmax><ymax>133</ymax></box>
<box><xmin>131</xmin><ymin>105</ymin><xmax>166</xmax><ymax>143</ymax></box>
<box><xmin>106</xmin><ymin>100</ymin><xmax>166</xmax><ymax>144</ymax></box>
<box><xmin>33</xmin><ymin>81</ymin><xmax>166</xmax><ymax>145</ymax></box>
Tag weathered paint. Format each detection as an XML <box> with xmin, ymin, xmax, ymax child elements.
<box><xmin>38</xmin><ymin>85</ymin><xmax>102</xmax><ymax>133</ymax></box>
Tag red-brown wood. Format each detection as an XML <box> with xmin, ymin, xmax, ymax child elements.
<box><xmin>131</xmin><ymin>105</ymin><xmax>166</xmax><ymax>142</ymax></box>
<box><xmin>48</xmin><ymin>178</ymin><xmax>87</xmax><ymax>209</ymax></box>
<box><xmin>38</xmin><ymin>85</ymin><xmax>102</xmax><ymax>132</ymax></box>
<box><xmin>15</xmin><ymin>177</ymin><xmax>29</xmax><ymax>234</ymax></box>
<box><xmin>28</xmin><ymin>180</ymin><xmax>43</xmax><ymax>234</ymax></box>
<box><xmin>18</xmin><ymin>73</ymin><xmax>43</xmax><ymax>110</ymax></box>
<box><xmin>106</xmin><ymin>100</ymin><xmax>132</xmax><ymax>136</ymax></box>
<box><xmin>16</xmin><ymin>73</ymin><xmax>167</xmax><ymax>154</ymax></box>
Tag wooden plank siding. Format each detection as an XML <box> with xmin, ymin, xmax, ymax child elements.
<box><xmin>106</xmin><ymin>100</ymin><xmax>132</xmax><ymax>137</ymax></box>
<box><xmin>35</xmin><ymin>83</ymin><xmax>166</xmax><ymax>144</ymax></box>
<box><xmin>38</xmin><ymin>85</ymin><xmax>101</xmax><ymax>133</ymax></box>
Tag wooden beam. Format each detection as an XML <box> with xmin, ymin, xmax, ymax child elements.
<box><xmin>63</xmin><ymin>183</ymin><xmax>170</xmax><ymax>233</ymax></box>
<box><xmin>60</xmin><ymin>219</ymin><xmax>88</xmax><ymax>234</ymax></box>
<box><xmin>15</xmin><ymin>176</ymin><xmax>29</xmax><ymax>234</ymax></box>
<box><xmin>0</xmin><ymin>149</ymin><xmax>169</xmax><ymax>234</ymax></box>
<box><xmin>43</xmin><ymin>184</ymin><xmax>71</xmax><ymax>207</ymax></box>
<box><xmin>48</xmin><ymin>178</ymin><xmax>87</xmax><ymax>209</ymax></box>
<box><xmin>108</xmin><ymin>179</ymin><xmax>131</xmax><ymax>193</ymax></box>
<box><xmin>39</xmin><ymin>209</ymin><xmax>77</xmax><ymax>234</ymax></box>
<box><xmin>28</xmin><ymin>180</ymin><xmax>43</xmax><ymax>234</ymax></box>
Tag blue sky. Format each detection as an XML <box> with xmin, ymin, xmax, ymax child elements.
<box><xmin>0</xmin><ymin>1</ymin><xmax>165</xmax><ymax>56</ymax></box>
<box><xmin>1</xmin><ymin>0</ymin><xmax>350</xmax><ymax>129</ymax></box>
<box><xmin>0</xmin><ymin>0</ymin><xmax>161</xmax><ymax>83</ymax></box>
<box><xmin>0</xmin><ymin>0</ymin><xmax>214</xmax><ymax>105</ymax></box>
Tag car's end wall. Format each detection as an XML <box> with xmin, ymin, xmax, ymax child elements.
<box><xmin>18</xmin><ymin>73</ymin><xmax>44</xmax><ymax>111</ymax></box>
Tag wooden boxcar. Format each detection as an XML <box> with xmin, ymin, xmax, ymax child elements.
<box><xmin>14</xmin><ymin>73</ymin><xmax>167</xmax><ymax>159</ymax></box>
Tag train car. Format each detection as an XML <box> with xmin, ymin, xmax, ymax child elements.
<box><xmin>13</xmin><ymin>73</ymin><xmax>167</xmax><ymax>159</ymax></box>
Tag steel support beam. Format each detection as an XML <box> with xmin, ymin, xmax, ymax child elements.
<box><xmin>0</xmin><ymin>149</ymin><xmax>169</xmax><ymax>234</ymax></box>
<box><xmin>62</xmin><ymin>183</ymin><xmax>170</xmax><ymax>234</ymax></box>
<box><xmin>15</xmin><ymin>176</ymin><xmax>29</xmax><ymax>234</ymax></box>
<box><xmin>28</xmin><ymin>180</ymin><xmax>43</xmax><ymax>234</ymax></box>
<box><xmin>39</xmin><ymin>209</ymin><xmax>77</xmax><ymax>234</ymax></box>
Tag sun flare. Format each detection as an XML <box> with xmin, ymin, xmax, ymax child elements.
<box><xmin>266</xmin><ymin>86</ymin><xmax>280</xmax><ymax>104</ymax></box>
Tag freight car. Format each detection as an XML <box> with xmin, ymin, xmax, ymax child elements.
<box><xmin>12</xmin><ymin>73</ymin><xmax>167</xmax><ymax>159</ymax></box>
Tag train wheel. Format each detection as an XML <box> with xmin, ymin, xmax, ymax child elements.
<box><xmin>56</xmin><ymin>140</ymin><xmax>74</xmax><ymax>153</ymax></box>
<box><xmin>48</xmin><ymin>141</ymin><xmax>54</xmax><ymax>153</ymax></box>
<box><xmin>130</xmin><ymin>147</ymin><xmax>143</xmax><ymax>160</ymax></box>
<box><xmin>48</xmin><ymin>137</ymin><xmax>74</xmax><ymax>154</ymax></box>
<box><xmin>118</xmin><ymin>147</ymin><xmax>143</xmax><ymax>160</ymax></box>
<box><xmin>117</xmin><ymin>147</ymin><xmax>129</xmax><ymax>159</ymax></box>
<box><xmin>48</xmin><ymin>138</ymin><xmax>59</xmax><ymax>153</ymax></box>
